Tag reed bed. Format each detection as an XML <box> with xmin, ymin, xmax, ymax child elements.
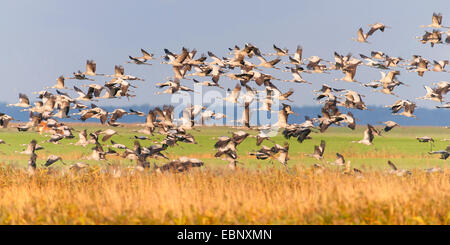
<box><xmin>0</xmin><ymin>165</ymin><xmax>448</xmax><ymax>225</ymax></box>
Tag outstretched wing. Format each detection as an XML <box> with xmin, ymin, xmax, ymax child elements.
<box><xmin>387</xmin><ymin>160</ymin><xmax>398</xmax><ymax>171</ymax></box>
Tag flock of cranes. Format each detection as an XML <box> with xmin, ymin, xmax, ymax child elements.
<box><xmin>1</xmin><ymin>13</ymin><xmax>449</xmax><ymax>174</ymax></box>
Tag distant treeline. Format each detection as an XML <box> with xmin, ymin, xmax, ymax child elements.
<box><xmin>1</xmin><ymin>102</ymin><xmax>448</xmax><ymax>126</ymax></box>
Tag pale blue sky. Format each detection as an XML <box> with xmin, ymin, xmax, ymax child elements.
<box><xmin>0</xmin><ymin>0</ymin><xmax>448</xmax><ymax>109</ymax></box>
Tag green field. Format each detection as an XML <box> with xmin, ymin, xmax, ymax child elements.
<box><xmin>0</xmin><ymin>124</ymin><xmax>449</xmax><ymax>225</ymax></box>
<box><xmin>0</xmin><ymin>124</ymin><xmax>448</xmax><ymax>171</ymax></box>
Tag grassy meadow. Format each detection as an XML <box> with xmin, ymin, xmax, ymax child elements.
<box><xmin>0</xmin><ymin>124</ymin><xmax>448</xmax><ymax>170</ymax></box>
<box><xmin>0</xmin><ymin>124</ymin><xmax>448</xmax><ymax>224</ymax></box>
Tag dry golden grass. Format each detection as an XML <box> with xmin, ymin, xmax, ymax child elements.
<box><xmin>0</xmin><ymin>164</ymin><xmax>448</xmax><ymax>225</ymax></box>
